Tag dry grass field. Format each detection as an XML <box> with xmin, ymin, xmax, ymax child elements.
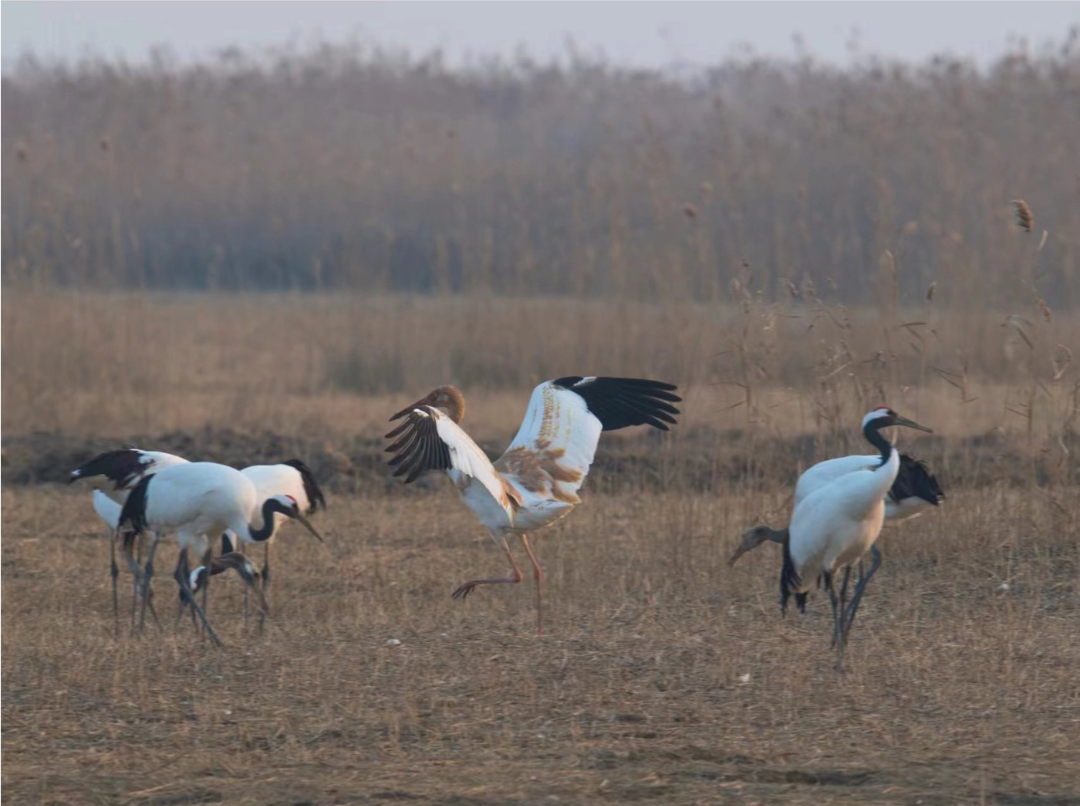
<box><xmin>3</xmin><ymin>294</ymin><xmax>1079</xmax><ymax>806</ymax></box>
<box><xmin>3</xmin><ymin>480</ymin><xmax>1078</xmax><ymax>805</ymax></box>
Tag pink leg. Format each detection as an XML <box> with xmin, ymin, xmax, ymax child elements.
<box><xmin>519</xmin><ymin>534</ymin><xmax>543</xmax><ymax>635</ymax></box>
<box><xmin>451</xmin><ymin>538</ymin><xmax>524</xmax><ymax>601</ymax></box>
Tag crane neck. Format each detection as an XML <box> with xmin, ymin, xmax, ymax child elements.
<box><xmin>863</xmin><ymin>420</ymin><xmax>894</xmax><ymax>467</ymax></box>
<box><xmin>245</xmin><ymin>498</ymin><xmax>288</xmax><ymax>543</ymax></box>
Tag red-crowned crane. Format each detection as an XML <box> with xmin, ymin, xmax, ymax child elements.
<box><xmin>70</xmin><ymin>448</ymin><xmax>190</xmax><ymax>629</ymax></box>
<box><xmin>728</xmin><ymin>453</ymin><xmax>944</xmax><ymax>566</ymax></box>
<box><xmin>777</xmin><ymin>407</ymin><xmax>933</xmax><ymax>667</ymax></box>
<box><xmin>385</xmin><ymin>377</ymin><xmax>681</xmax><ymax>634</ymax></box>
<box><xmin>235</xmin><ymin>460</ymin><xmax>326</xmax><ymax>593</ymax></box>
<box><xmin>119</xmin><ymin>462</ymin><xmax>324</xmax><ymax>645</ymax></box>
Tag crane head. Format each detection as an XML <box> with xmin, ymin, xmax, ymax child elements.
<box><xmin>862</xmin><ymin>407</ymin><xmax>933</xmax><ymax>433</ymax></box>
<box><xmin>728</xmin><ymin>524</ymin><xmax>788</xmax><ymax>567</ymax></box>
<box><xmin>269</xmin><ymin>494</ymin><xmax>325</xmax><ymax>543</ymax></box>
<box><xmin>389</xmin><ymin>385</ymin><xmax>466</xmax><ymax>424</ymax></box>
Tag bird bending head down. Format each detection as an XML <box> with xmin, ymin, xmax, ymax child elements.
<box><xmin>728</xmin><ymin>524</ymin><xmax>788</xmax><ymax>567</ymax></box>
<box><xmin>390</xmin><ymin>385</ymin><xmax>466</xmax><ymax>424</ymax></box>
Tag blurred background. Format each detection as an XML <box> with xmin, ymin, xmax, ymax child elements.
<box><xmin>2</xmin><ymin>2</ymin><xmax>1078</xmax><ymax>488</ymax></box>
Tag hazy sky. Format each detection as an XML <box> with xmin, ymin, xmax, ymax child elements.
<box><xmin>3</xmin><ymin>2</ymin><xmax>1078</xmax><ymax>72</ymax></box>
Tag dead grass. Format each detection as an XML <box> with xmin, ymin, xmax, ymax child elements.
<box><xmin>2</xmin><ymin>481</ymin><xmax>1078</xmax><ymax>805</ymax></box>
<box><xmin>4</xmin><ymin>292</ymin><xmax>1078</xmax><ymax>448</ymax></box>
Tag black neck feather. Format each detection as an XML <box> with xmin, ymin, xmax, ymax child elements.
<box><xmin>863</xmin><ymin>420</ymin><xmax>893</xmax><ymax>466</ymax></box>
<box><xmin>248</xmin><ymin>498</ymin><xmax>291</xmax><ymax>542</ymax></box>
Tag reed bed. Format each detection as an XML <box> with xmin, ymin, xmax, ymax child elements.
<box><xmin>2</xmin><ymin>39</ymin><xmax>1079</xmax><ymax>806</ymax></box>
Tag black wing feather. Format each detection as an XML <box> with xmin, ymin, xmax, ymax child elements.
<box><xmin>384</xmin><ymin>408</ymin><xmax>454</xmax><ymax>484</ymax></box>
<box><xmin>889</xmin><ymin>454</ymin><xmax>945</xmax><ymax>506</ymax></box>
<box><xmin>69</xmin><ymin>448</ymin><xmax>147</xmax><ymax>490</ymax></box>
<box><xmin>779</xmin><ymin>530</ymin><xmax>804</xmax><ymax>615</ymax></box>
<box><xmin>282</xmin><ymin>459</ymin><xmax>327</xmax><ymax>514</ymax></box>
<box><xmin>118</xmin><ymin>475</ymin><xmax>152</xmax><ymax>534</ymax></box>
<box><xmin>551</xmin><ymin>376</ymin><xmax>681</xmax><ymax>432</ymax></box>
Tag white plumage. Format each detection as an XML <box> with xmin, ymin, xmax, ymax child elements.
<box><xmin>119</xmin><ymin>461</ymin><xmax>324</xmax><ymax>644</ymax></box>
<box><xmin>794</xmin><ymin>453</ymin><xmax>942</xmax><ymax>523</ymax></box>
<box><xmin>729</xmin><ymin>446</ymin><xmax>943</xmax><ymax>567</ymax></box>
<box><xmin>386</xmin><ymin>377</ymin><xmax>681</xmax><ymax>633</ymax></box>
<box><xmin>92</xmin><ymin>489</ymin><xmax>122</xmax><ymax>531</ymax></box>
<box><xmin>228</xmin><ymin>461</ymin><xmax>327</xmax><ymax>610</ymax></box>
<box><xmin>71</xmin><ymin>448</ymin><xmax>190</xmax><ymax>506</ymax></box>
<box><xmin>70</xmin><ymin>447</ymin><xmax>191</xmax><ymax>629</ymax></box>
<box><xmin>779</xmin><ymin>407</ymin><xmax>933</xmax><ymax>664</ymax></box>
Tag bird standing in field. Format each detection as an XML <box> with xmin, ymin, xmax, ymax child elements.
<box><xmin>119</xmin><ymin>462</ymin><xmax>325</xmax><ymax>645</ymax></box>
<box><xmin>728</xmin><ymin>453</ymin><xmax>944</xmax><ymax>566</ymax></box>
<box><xmin>69</xmin><ymin>448</ymin><xmax>190</xmax><ymax>630</ymax></box>
<box><xmin>778</xmin><ymin>407</ymin><xmax>933</xmax><ymax>666</ymax></box>
<box><xmin>236</xmin><ymin>460</ymin><xmax>326</xmax><ymax>593</ymax></box>
<box><xmin>385</xmin><ymin>377</ymin><xmax>681</xmax><ymax>634</ymax></box>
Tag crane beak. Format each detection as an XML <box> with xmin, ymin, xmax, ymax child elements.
<box><xmin>389</xmin><ymin>399</ymin><xmax>424</xmax><ymax>422</ymax></box>
<box><xmin>727</xmin><ymin>543</ymin><xmax>750</xmax><ymax>567</ymax></box>
<box><xmin>892</xmin><ymin>414</ymin><xmax>933</xmax><ymax>433</ymax></box>
<box><xmin>217</xmin><ymin>554</ymin><xmax>271</xmax><ymax>614</ymax></box>
<box><xmin>293</xmin><ymin>512</ymin><xmax>325</xmax><ymax>543</ymax></box>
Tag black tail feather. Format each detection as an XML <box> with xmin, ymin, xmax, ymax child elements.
<box><xmin>118</xmin><ymin>475</ymin><xmax>152</xmax><ymax>534</ymax></box>
<box><xmin>283</xmin><ymin>458</ymin><xmax>327</xmax><ymax>514</ymax></box>
<box><xmin>891</xmin><ymin>454</ymin><xmax>945</xmax><ymax>506</ymax></box>
<box><xmin>780</xmin><ymin>531</ymin><xmax>803</xmax><ymax>614</ymax></box>
<box><xmin>70</xmin><ymin>448</ymin><xmax>145</xmax><ymax>489</ymax></box>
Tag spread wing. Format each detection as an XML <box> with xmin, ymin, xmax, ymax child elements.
<box><xmin>385</xmin><ymin>405</ymin><xmax>517</xmax><ymax>516</ymax></box>
<box><xmin>495</xmin><ymin>377</ymin><xmax>681</xmax><ymax>502</ymax></box>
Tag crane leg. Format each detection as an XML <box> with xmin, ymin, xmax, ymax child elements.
<box><xmin>173</xmin><ymin>549</ymin><xmax>223</xmax><ymax>648</ymax></box>
<box><xmin>136</xmin><ymin>536</ymin><xmax>161</xmax><ymax>635</ymax></box>
<box><xmin>109</xmin><ymin>527</ymin><xmax>120</xmax><ymax>636</ymax></box>
<box><xmin>832</xmin><ymin>567</ymin><xmax>853</xmax><ymax>649</ymax></box>
<box><xmin>123</xmin><ymin>532</ymin><xmax>160</xmax><ymax>631</ymax></box>
<box><xmin>519</xmin><ymin>534</ymin><xmax>544</xmax><ymax>636</ymax></box>
<box><xmin>823</xmin><ymin>570</ymin><xmax>841</xmax><ymax>648</ymax></box>
<box><xmin>451</xmin><ymin>538</ymin><xmax>525</xmax><ymax>601</ymax></box>
<box><xmin>174</xmin><ymin>550</ymin><xmax>199</xmax><ymax>629</ymax></box>
<box><xmin>127</xmin><ymin>532</ymin><xmax>142</xmax><ymax>628</ymax></box>
<box><xmin>258</xmin><ymin>541</ymin><xmax>271</xmax><ymax>634</ymax></box>
<box><xmin>842</xmin><ymin>545</ymin><xmax>882</xmax><ymax>643</ymax></box>
<box><xmin>199</xmin><ymin>547</ymin><xmax>211</xmax><ymax>622</ymax></box>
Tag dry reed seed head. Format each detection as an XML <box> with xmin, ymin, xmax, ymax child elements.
<box><xmin>1038</xmin><ymin>299</ymin><xmax>1053</xmax><ymax>323</ymax></box>
<box><xmin>1012</xmin><ymin>199</ymin><xmax>1034</xmax><ymax>233</ymax></box>
<box><xmin>879</xmin><ymin>251</ymin><xmax>896</xmax><ymax>276</ymax></box>
<box><xmin>901</xmin><ymin>220</ymin><xmax>919</xmax><ymax>237</ymax></box>
<box><xmin>786</xmin><ymin>280</ymin><xmax>800</xmax><ymax>299</ymax></box>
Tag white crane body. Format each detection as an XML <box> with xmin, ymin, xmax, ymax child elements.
<box><xmin>778</xmin><ymin>407</ymin><xmax>934</xmax><ymax>665</ymax></box>
<box><xmin>386</xmin><ymin>376</ymin><xmax>680</xmax><ymax>633</ymax></box>
<box><xmin>119</xmin><ymin>461</ymin><xmax>324</xmax><ymax>644</ymax></box>
<box><xmin>787</xmin><ymin>450</ymin><xmax>897</xmax><ymax>593</ymax></box>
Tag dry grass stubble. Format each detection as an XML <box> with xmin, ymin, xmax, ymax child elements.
<box><xmin>3</xmin><ymin>482</ymin><xmax>1078</xmax><ymax>805</ymax></box>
